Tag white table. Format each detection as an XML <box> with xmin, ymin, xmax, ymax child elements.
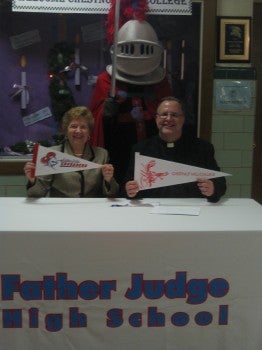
<box><xmin>1</xmin><ymin>197</ymin><xmax>262</xmax><ymax>350</ymax></box>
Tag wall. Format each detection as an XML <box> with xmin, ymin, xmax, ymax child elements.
<box><xmin>217</xmin><ymin>0</ymin><xmax>252</xmax><ymax>16</ymax></box>
<box><xmin>0</xmin><ymin>0</ymin><xmax>256</xmax><ymax>198</ymax></box>
<box><xmin>212</xmin><ymin>71</ymin><xmax>256</xmax><ymax>198</ymax></box>
<box><xmin>212</xmin><ymin>0</ymin><xmax>255</xmax><ymax>198</ymax></box>
<box><xmin>0</xmin><ymin>174</ymin><xmax>27</xmax><ymax>196</ymax></box>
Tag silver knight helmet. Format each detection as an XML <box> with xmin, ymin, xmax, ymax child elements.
<box><xmin>107</xmin><ymin>19</ymin><xmax>165</xmax><ymax>85</ymax></box>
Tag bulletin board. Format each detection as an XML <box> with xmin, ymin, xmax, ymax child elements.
<box><xmin>0</xmin><ymin>1</ymin><xmax>201</xmax><ymax>154</ymax></box>
<box><xmin>0</xmin><ymin>6</ymin><xmax>107</xmax><ymax>153</ymax></box>
<box><xmin>215</xmin><ymin>80</ymin><xmax>253</xmax><ymax>111</ymax></box>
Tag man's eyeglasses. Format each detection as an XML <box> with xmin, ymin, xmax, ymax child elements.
<box><xmin>156</xmin><ymin>112</ymin><xmax>184</xmax><ymax>119</ymax></box>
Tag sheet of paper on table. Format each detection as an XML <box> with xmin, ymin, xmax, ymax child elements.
<box><xmin>150</xmin><ymin>206</ymin><xmax>201</xmax><ymax>216</ymax></box>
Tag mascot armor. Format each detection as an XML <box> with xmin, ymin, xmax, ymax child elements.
<box><xmin>90</xmin><ymin>18</ymin><xmax>172</xmax><ymax>184</ymax></box>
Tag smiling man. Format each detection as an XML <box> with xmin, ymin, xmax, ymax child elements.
<box><xmin>155</xmin><ymin>97</ymin><xmax>185</xmax><ymax>144</ymax></box>
<box><xmin>124</xmin><ymin>96</ymin><xmax>226</xmax><ymax>202</ymax></box>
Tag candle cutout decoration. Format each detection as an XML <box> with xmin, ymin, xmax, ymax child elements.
<box><xmin>20</xmin><ymin>55</ymin><xmax>28</xmax><ymax>109</ymax></box>
<box><xmin>180</xmin><ymin>40</ymin><xmax>185</xmax><ymax>80</ymax></box>
<box><xmin>74</xmin><ymin>34</ymin><xmax>81</xmax><ymax>87</ymax></box>
<box><xmin>165</xmin><ymin>39</ymin><xmax>172</xmax><ymax>87</ymax></box>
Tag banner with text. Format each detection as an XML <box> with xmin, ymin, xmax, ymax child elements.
<box><xmin>1</xmin><ymin>226</ymin><xmax>262</xmax><ymax>350</ymax></box>
<box><xmin>12</xmin><ymin>0</ymin><xmax>192</xmax><ymax>15</ymax></box>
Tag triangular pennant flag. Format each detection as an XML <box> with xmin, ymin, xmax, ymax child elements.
<box><xmin>32</xmin><ymin>144</ymin><xmax>102</xmax><ymax>177</ymax></box>
<box><xmin>134</xmin><ymin>153</ymin><xmax>231</xmax><ymax>191</ymax></box>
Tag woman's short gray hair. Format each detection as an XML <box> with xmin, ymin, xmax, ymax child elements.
<box><xmin>62</xmin><ymin>106</ymin><xmax>94</xmax><ymax>132</ymax></box>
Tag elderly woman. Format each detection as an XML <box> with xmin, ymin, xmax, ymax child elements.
<box><xmin>24</xmin><ymin>106</ymin><xmax>119</xmax><ymax>197</ymax></box>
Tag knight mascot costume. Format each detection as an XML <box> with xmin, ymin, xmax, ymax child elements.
<box><xmin>90</xmin><ymin>0</ymin><xmax>173</xmax><ymax>184</ymax></box>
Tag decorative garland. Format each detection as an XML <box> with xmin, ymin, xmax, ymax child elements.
<box><xmin>48</xmin><ymin>42</ymin><xmax>76</xmax><ymax>124</ymax></box>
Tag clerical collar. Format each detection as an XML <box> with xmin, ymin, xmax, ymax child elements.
<box><xmin>166</xmin><ymin>142</ymin><xmax>175</xmax><ymax>148</ymax></box>
<box><xmin>158</xmin><ymin>135</ymin><xmax>179</xmax><ymax>148</ymax></box>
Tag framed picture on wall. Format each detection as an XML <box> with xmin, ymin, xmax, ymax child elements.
<box><xmin>217</xmin><ymin>17</ymin><xmax>251</xmax><ymax>63</ymax></box>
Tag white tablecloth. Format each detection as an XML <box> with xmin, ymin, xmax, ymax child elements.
<box><xmin>1</xmin><ymin>197</ymin><xmax>262</xmax><ymax>350</ymax></box>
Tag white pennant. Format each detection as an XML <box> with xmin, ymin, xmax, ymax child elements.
<box><xmin>33</xmin><ymin>144</ymin><xmax>102</xmax><ymax>177</ymax></box>
<box><xmin>134</xmin><ymin>153</ymin><xmax>231</xmax><ymax>191</ymax></box>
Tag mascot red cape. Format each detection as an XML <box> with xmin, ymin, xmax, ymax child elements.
<box><xmin>89</xmin><ymin>0</ymin><xmax>173</xmax><ymax>184</ymax></box>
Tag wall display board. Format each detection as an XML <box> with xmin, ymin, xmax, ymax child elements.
<box><xmin>217</xmin><ymin>17</ymin><xmax>251</xmax><ymax>63</ymax></box>
<box><xmin>215</xmin><ymin>80</ymin><xmax>253</xmax><ymax>111</ymax></box>
<box><xmin>0</xmin><ymin>1</ymin><xmax>200</xmax><ymax>154</ymax></box>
